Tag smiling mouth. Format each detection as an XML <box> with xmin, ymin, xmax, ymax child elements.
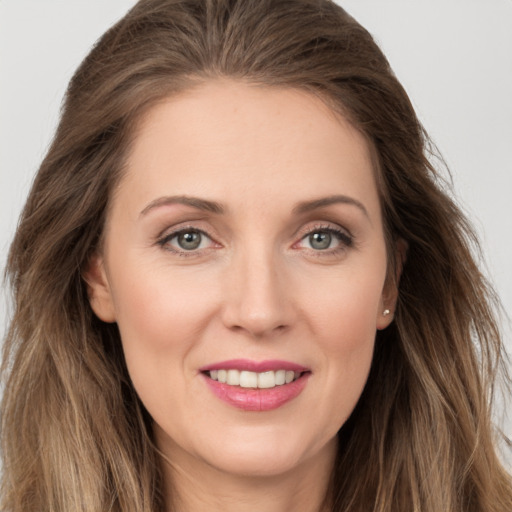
<box><xmin>204</xmin><ymin>369</ymin><xmax>305</xmax><ymax>389</ymax></box>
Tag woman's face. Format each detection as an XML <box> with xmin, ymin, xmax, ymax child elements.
<box><xmin>87</xmin><ymin>80</ymin><xmax>396</xmax><ymax>479</ymax></box>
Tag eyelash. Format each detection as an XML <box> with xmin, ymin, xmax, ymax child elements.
<box><xmin>295</xmin><ymin>224</ymin><xmax>354</xmax><ymax>255</ymax></box>
<box><xmin>156</xmin><ymin>224</ymin><xmax>354</xmax><ymax>257</ymax></box>
<box><xmin>156</xmin><ymin>226</ymin><xmax>216</xmax><ymax>257</ymax></box>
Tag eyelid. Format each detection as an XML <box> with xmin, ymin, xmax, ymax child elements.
<box><xmin>293</xmin><ymin>222</ymin><xmax>354</xmax><ymax>252</ymax></box>
<box><xmin>156</xmin><ymin>225</ymin><xmax>220</xmax><ymax>255</ymax></box>
<box><xmin>154</xmin><ymin>220</ymin><xmax>354</xmax><ymax>257</ymax></box>
<box><xmin>296</xmin><ymin>222</ymin><xmax>353</xmax><ymax>241</ymax></box>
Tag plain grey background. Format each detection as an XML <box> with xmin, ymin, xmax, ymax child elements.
<box><xmin>1</xmin><ymin>1</ymin><xmax>511</xmax><ymax>450</ymax></box>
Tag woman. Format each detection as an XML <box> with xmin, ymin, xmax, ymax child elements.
<box><xmin>1</xmin><ymin>0</ymin><xmax>511</xmax><ymax>510</ymax></box>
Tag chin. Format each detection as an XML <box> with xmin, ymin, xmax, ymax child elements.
<box><xmin>190</xmin><ymin>425</ymin><xmax>336</xmax><ymax>479</ymax></box>
<box><xmin>210</xmin><ymin>445</ymin><xmax>304</xmax><ymax>478</ymax></box>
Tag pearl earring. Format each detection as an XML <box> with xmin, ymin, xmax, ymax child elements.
<box><xmin>383</xmin><ymin>309</ymin><xmax>391</xmax><ymax>316</ymax></box>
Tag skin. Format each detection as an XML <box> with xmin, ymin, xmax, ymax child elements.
<box><xmin>86</xmin><ymin>80</ymin><xmax>398</xmax><ymax>512</ymax></box>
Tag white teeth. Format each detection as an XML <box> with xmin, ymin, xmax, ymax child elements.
<box><xmin>258</xmin><ymin>371</ymin><xmax>275</xmax><ymax>389</ymax></box>
<box><xmin>275</xmin><ymin>369</ymin><xmax>286</xmax><ymax>385</ymax></box>
<box><xmin>226</xmin><ymin>369</ymin><xmax>240</xmax><ymax>386</ymax></box>
<box><xmin>208</xmin><ymin>369</ymin><xmax>303</xmax><ymax>389</ymax></box>
<box><xmin>240</xmin><ymin>370</ymin><xmax>258</xmax><ymax>388</ymax></box>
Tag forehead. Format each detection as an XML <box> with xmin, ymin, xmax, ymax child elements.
<box><xmin>116</xmin><ymin>79</ymin><xmax>380</xmax><ymax>219</ymax></box>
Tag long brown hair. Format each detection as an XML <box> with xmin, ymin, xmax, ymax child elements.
<box><xmin>2</xmin><ymin>0</ymin><xmax>511</xmax><ymax>510</ymax></box>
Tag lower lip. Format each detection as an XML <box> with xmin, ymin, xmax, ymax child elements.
<box><xmin>202</xmin><ymin>373</ymin><xmax>310</xmax><ymax>411</ymax></box>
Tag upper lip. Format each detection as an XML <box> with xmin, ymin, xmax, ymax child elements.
<box><xmin>199</xmin><ymin>359</ymin><xmax>309</xmax><ymax>373</ymax></box>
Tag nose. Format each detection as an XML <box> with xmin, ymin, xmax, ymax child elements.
<box><xmin>220</xmin><ymin>245</ymin><xmax>295</xmax><ymax>339</ymax></box>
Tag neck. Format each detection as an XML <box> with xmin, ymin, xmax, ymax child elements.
<box><xmin>159</xmin><ymin>437</ymin><xmax>337</xmax><ymax>512</ymax></box>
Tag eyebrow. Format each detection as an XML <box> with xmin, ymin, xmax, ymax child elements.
<box><xmin>292</xmin><ymin>195</ymin><xmax>370</xmax><ymax>219</ymax></box>
<box><xmin>139</xmin><ymin>195</ymin><xmax>225</xmax><ymax>216</ymax></box>
<box><xmin>139</xmin><ymin>193</ymin><xmax>369</xmax><ymax>219</ymax></box>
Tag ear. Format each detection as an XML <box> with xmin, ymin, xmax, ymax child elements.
<box><xmin>376</xmin><ymin>238</ymin><xmax>408</xmax><ymax>330</ymax></box>
<box><xmin>82</xmin><ymin>252</ymin><xmax>116</xmax><ymax>323</ymax></box>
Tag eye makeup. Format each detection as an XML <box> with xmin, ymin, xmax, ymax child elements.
<box><xmin>153</xmin><ymin>219</ymin><xmax>356</xmax><ymax>262</ymax></box>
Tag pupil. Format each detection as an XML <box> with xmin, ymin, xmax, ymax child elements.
<box><xmin>178</xmin><ymin>231</ymin><xmax>201</xmax><ymax>250</ymax></box>
<box><xmin>310</xmin><ymin>231</ymin><xmax>331</xmax><ymax>250</ymax></box>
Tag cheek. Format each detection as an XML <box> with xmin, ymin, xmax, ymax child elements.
<box><xmin>107</xmin><ymin>261</ymin><xmax>219</xmax><ymax>390</ymax></box>
<box><xmin>316</xmin><ymin>283</ymin><xmax>378</xmax><ymax>380</ymax></box>
<box><xmin>303</xmin><ymin>265</ymin><xmax>384</xmax><ymax>427</ymax></box>
<box><xmin>113</xmin><ymin>261</ymin><xmax>211</xmax><ymax>335</ymax></box>
<box><xmin>305</xmin><ymin>261</ymin><xmax>385</xmax><ymax>345</ymax></box>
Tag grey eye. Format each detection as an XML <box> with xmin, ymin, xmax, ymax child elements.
<box><xmin>177</xmin><ymin>231</ymin><xmax>203</xmax><ymax>250</ymax></box>
<box><xmin>308</xmin><ymin>231</ymin><xmax>332</xmax><ymax>250</ymax></box>
<box><xmin>160</xmin><ymin>228</ymin><xmax>215</xmax><ymax>253</ymax></box>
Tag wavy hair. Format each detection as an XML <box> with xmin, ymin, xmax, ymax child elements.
<box><xmin>2</xmin><ymin>0</ymin><xmax>511</xmax><ymax>510</ymax></box>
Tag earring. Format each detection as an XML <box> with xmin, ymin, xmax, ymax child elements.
<box><xmin>383</xmin><ymin>309</ymin><xmax>391</xmax><ymax>316</ymax></box>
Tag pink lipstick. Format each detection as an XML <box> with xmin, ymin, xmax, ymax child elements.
<box><xmin>200</xmin><ymin>359</ymin><xmax>311</xmax><ymax>411</ymax></box>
